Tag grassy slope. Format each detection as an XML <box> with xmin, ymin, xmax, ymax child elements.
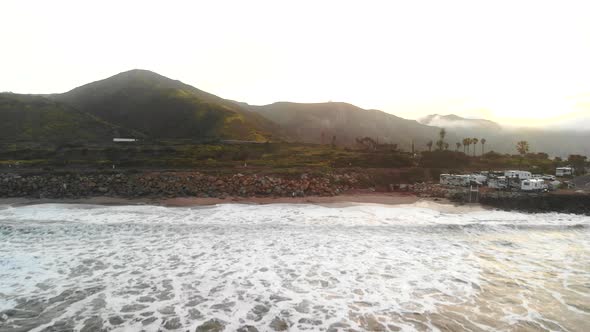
<box><xmin>0</xmin><ymin>93</ymin><xmax>139</xmax><ymax>143</ymax></box>
<box><xmin>242</xmin><ymin>101</ymin><xmax>447</xmax><ymax>148</ymax></box>
<box><xmin>52</xmin><ymin>70</ymin><xmax>279</xmax><ymax>142</ymax></box>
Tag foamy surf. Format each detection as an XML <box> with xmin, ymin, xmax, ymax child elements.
<box><xmin>0</xmin><ymin>203</ymin><xmax>588</xmax><ymax>331</ymax></box>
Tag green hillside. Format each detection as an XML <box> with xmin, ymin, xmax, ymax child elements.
<box><xmin>0</xmin><ymin>93</ymin><xmax>137</xmax><ymax>143</ymax></box>
<box><xmin>52</xmin><ymin>69</ymin><xmax>279</xmax><ymax>142</ymax></box>
<box><xmin>242</xmin><ymin>101</ymin><xmax>448</xmax><ymax>148</ymax></box>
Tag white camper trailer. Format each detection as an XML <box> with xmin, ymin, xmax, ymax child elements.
<box><xmin>556</xmin><ymin>167</ymin><xmax>574</xmax><ymax>177</ymax></box>
<box><xmin>504</xmin><ymin>170</ymin><xmax>532</xmax><ymax>179</ymax></box>
<box><xmin>521</xmin><ymin>179</ymin><xmax>547</xmax><ymax>192</ymax></box>
<box><xmin>469</xmin><ymin>174</ymin><xmax>487</xmax><ymax>185</ymax></box>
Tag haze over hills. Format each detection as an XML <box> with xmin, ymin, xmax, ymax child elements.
<box><xmin>420</xmin><ymin>114</ymin><xmax>502</xmax><ymax>132</ymax></box>
<box><xmin>241</xmin><ymin>101</ymin><xmax>447</xmax><ymax>148</ymax></box>
<box><xmin>419</xmin><ymin>113</ymin><xmax>590</xmax><ymax>158</ymax></box>
<box><xmin>51</xmin><ymin>70</ymin><xmax>279</xmax><ymax>142</ymax></box>
<box><xmin>0</xmin><ymin>69</ymin><xmax>588</xmax><ymax>158</ymax></box>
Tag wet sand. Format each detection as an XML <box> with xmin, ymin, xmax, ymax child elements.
<box><xmin>0</xmin><ymin>192</ymin><xmax>488</xmax><ymax>214</ymax></box>
<box><xmin>162</xmin><ymin>192</ymin><xmax>423</xmax><ymax>207</ymax></box>
<box><xmin>0</xmin><ymin>192</ymin><xmax>420</xmax><ymax>206</ymax></box>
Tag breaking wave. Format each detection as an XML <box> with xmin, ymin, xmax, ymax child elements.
<box><xmin>0</xmin><ymin>203</ymin><xmax>588</xmax><ymax>331</ymax></box>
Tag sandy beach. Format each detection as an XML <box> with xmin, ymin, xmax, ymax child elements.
<box><xmin>0</xmin><ymin>191</ymin><xmax>418</xmax><ymax>206</ymax></box>
<box><xmin>0</xmin><ymin>191</ymin><xmax>490</xmax><ymax>214</ymax></box>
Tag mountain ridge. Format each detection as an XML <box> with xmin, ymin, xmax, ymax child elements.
<box><xmin>1</xmin><ymin>69</ymin><xmax>588</xmax><ymax>157</ymax></box>
<box><xmin>50</xmin><ymin>69</ymin><xmax>279</xmax><ymax>141</ymax></box>
<box><xmin>240</xmin><ymin>101</ymin><xmax>446</xmax><ymax>147</ymax></box>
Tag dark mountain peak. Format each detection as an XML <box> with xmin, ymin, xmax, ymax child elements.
<box><xmin>108</xmin><ymin>69</ymin><xmax>183</xmax><ymax>85</ymax></box>
<box><xmin>119</xmin><ymin>68</ymin><xmax>159</xmax><ymax>76</ymax></box>
<box><xmin>68</xmin><ymin>69</ymin><xmax>187</xmax><ymax>94</ymax></box>
<box><xmin>49</xmin><ymin>70</ymin><xmax>279</xmax><ymax>141</ymax></box>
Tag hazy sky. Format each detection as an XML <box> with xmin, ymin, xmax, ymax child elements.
<box><xmin>2</xmin><ymin>0</ymin><xmax>590</xmax><ymax>127</ymax></box>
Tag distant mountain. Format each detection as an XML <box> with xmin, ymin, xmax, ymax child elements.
<box><xmin>420</xmin><ymin>114</ymin><xmax>502</xmax><ymax>132</ymax></box>
<box><xmin>2</xmin><ymin>69</ymin><xmax>588</xmax><ymax>158</ymax></box>
<box><xmin>418</xmin><ymin>113</ymin><xmax>590</xmax><ymax>158</ymax></box>
<box><xmin>241</xmin><ymin>101</ymin><xmax>447</xmax><ymax>147</ymax></box>
<box><xmin>0</xmin><ymin>93</ymin><xmax>138</xmax><ymax>143</ymax></box>
<box><xmin>52</xmin><ymin>70</ymin><xmax>278</xmax><ymax>141</ymax></box>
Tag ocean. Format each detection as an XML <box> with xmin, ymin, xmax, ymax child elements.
<box><xmin>0</xmin><ymin>203</ymin><xmax>588</xmax><ymax>331</ymax></box>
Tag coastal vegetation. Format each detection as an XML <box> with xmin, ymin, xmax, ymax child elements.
<box><xmin>2</xmin><ymin>139</ymin><xmax>587</xmax><ymax>178</ymax></box>
<box><xmin>0</xmin><ymin>70</ymin><xmax>588</xmax><ymax>186</ymax></box>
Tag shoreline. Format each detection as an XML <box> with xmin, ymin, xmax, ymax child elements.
<box><xmin>0</xmin><ymin>192</ymin><xmax>422</xmax><ymax>207</ymax></box>
<box><xmin>3</xmin><ymin>191</ymin><xmax>588</xmax><ymax>215</ymax></box>
<box><xmin>0</xmin><ymin>192</ymin><xmax>486</xmax><ymax>213</ymax></box>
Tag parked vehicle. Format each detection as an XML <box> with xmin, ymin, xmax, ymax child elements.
<box><xmin>469</xmin><ymin>174</ymin><xmax>488</xmax><ymax>185</ymax></box>
<box><xmin>488</xmin><ymin>176</ymin><xmax>508</xmax><ymax>189</ymax></box>
<box><xmin>521</xmin><ymin>179</ymin><xmax>548</xmax><ymax>192</ymax></box>
<box><xmin>505</xmin><ymin>170</ymin><xmax>532</xmax><ymax>179</ymax></box>
<box><xmin>556</xmin><ymin>167</ymin><xmax>574</xmax><ymax>177</ymax></box>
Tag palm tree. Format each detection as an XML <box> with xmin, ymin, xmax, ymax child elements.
<box><xmin>481</xmin><ymin>138</ymin><xmax>486</xmax><ymax>155</ymax></box>
<box><xmin>426</xmin><ymin>140</ymin><xmax>433</xmax><ymax>152</ymax></box>
<box><xmin>436</xmin><ymin>129</ymin><xmax>447</xmax><ymax>151</ymax></box>
<box><xmin>516</xmin><ymin>141</ymin><xmax>530</xmax><ymax>166</ymax></box>
<box><xmin>456</xmin><ymin>142</ymin><xmax>461</xmax><ymax>152</ymax></box>
<box><xmin>516</xmin><ymin>141</ymin><xmax>529</xmax><ymax>155</ymax></box>
<box><xmin>462</xmin><ymin>138</ymin><xmax>470</xmax><ymax>154</ymax></box>
<box><xmin>471</xmin><ymin>138</ymin><xmax>479</xmax><ymax>156</ymax></box>
<box><xmin>436</xmin><ymin>140</ymin><xmax>443</xmax><ymax>151</ymax></box>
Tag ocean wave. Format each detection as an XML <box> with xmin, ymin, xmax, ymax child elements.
<box><xmin>0</xmin><ymin>203</ymin><xmax>588</xmax><ymax>331</ymax></box>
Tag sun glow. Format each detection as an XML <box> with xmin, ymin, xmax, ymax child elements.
<box><xmin>1</xmin><ymin>0</ymin><xmax>590</xmax><ymax>127</ymax></box>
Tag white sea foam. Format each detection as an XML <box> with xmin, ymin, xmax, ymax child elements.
<box><xmin>0</xmin><ymin>203</ymin><xmax>588</xmax><ymax>331</ymax></box>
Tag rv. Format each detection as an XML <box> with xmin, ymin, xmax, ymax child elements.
<box><xmin>469</xmin><ymin>174</ymin><xmax>487</xmax><ymax>185</ymax></box>
<box><xmin>504</xmin><ymin>170</ymin><xmax>532</xmax><ymax>179</ymax></box>
<box><xmin>521</xmin><ymin>179</ymin><xmax>548</xmax><ymax>192</ymax></box>
<box><xmin>556</xmin><ymin>167</ymin><xmax>574</xmax><ymax>177</ymax></box>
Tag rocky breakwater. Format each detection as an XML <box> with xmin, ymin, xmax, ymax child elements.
<box><xmin>413</xmin><ymin>182</ymin><xmax>590</xmax><ymax>215</ymax></box>
<box><xmin>413</xmin><ymin>183</ymin><xmax>467</xmax><ymax>200</ymax></box>
<box><xmin>479</xmin><ymin>191</ymin><xmax>590</xmax><ymax>215</ymax></box>
<box><xmin>0</xmin><ymin>172</ymin><xmax>364</xmax><ymax>199</ymax></box>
